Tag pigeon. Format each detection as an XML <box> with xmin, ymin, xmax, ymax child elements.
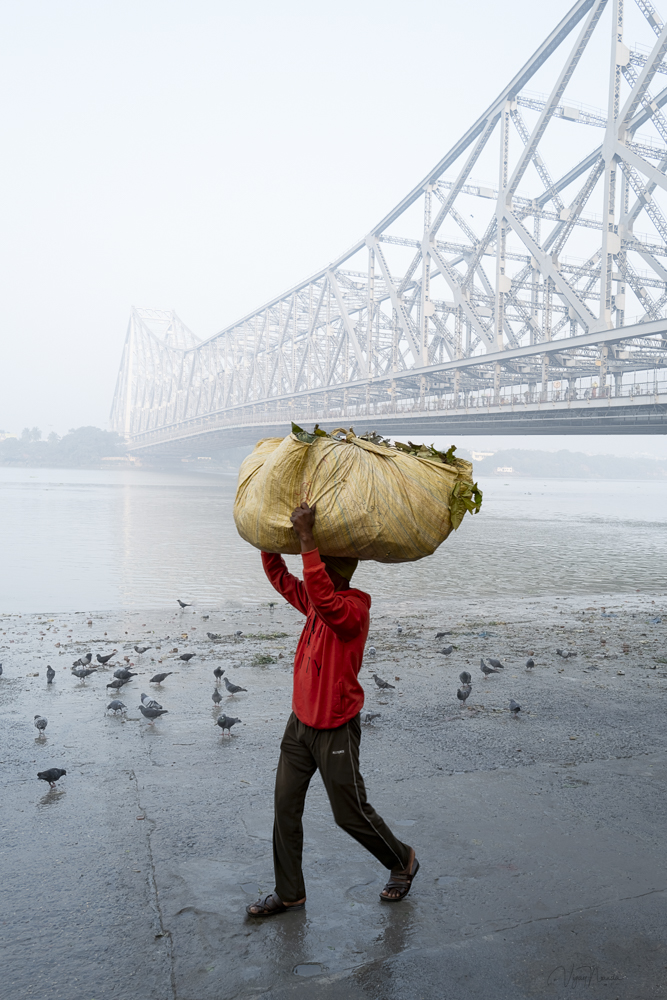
<box><xmin>46</xmin><ymin>665</ymin><xmax>55</xmax><ymax>684</ymax></box>
<box><xmin>213</xmin><ymin>666</ymin><xmax>225</xmax><ymax>683</ymax></box>
<box><xmin>107</xmin><ymin>700</ymin><xmax>127</xmax><ymax>714</ymax></box>
<box><xmin>150</xmin><ymin>672</ymin><xmax>172</xmax><ymax>684</ymax></box>
<box><xmin>480</xmin><ymin>658</ymin><xmax>500</xmax><ymax>677</ymax></box>
<box><xmin>234</xmin><ymin>630</ymin><xmax>243</xmax><ymax>637</ymax></box>
<box><xmin>360</xmin><ymin>710</ymin><xmax>381</xmax><ymax>725</ymax></box>
<box><xmin>224</xmin><ymin>676</ymin><xmax>247</xmax><ymax>695</ymax></box>
<box><xmin>212</xmin><ymin>688</ymin><xmax>223</xmax><ymax>705</ymax></box>
<box><xmin>459</xmin><ymin>671</ymin><xmax>472</xmax><ymax>684</ymax></box>
<box><xmin>526</xmin><ymin>658</ymin><xmax>535</xmax><ymax>669</ymax></box>
<box><xmin>139</xmin><ymin>704</ymin><xmax>169</xmax><ymax>723</ymax></box>
<box><xmin>37</xmin><ymin>767</ymin><xmax>66</xmax><ymax>788</ymax></box>
<box><xmin>202</xmin><ymin>615</ymin><xmax>209</xmax><ymax>620</ymax></box>
<box><xmin>113</xmin><ymin>668</ymin><xmax>137</xmax><ymax>681</ymax></box>
<box><xmin>179</xmin><ymin>653</ymin><xmax>195</xmax><ymax>662</ymax></box>
<box><xmin>436</xmin><ymin>631</ymin><xmax>452</xmax><ymax>638</ymax></box>
<box><xmin>141</xmin><ymin>693</ymin><xmax>162</xmax><ymax>710</ymax></box>
<box><xmin>72</xmin><ymin>667</ymin><xmax>97</xmax><ymax>681</ymax></box>
<box><xmin>457</xmin><ymin>685</ymin><xmax>471</xmax><ymax>706</ymax></box>
<box><xmin>72</xmin><ymin>654</ymin><xmax>93</xmax><ymax>667</ymax></box>
<box><xmin>487</xmin><ymin>658</ymin><xmax>504</xmax><ymax>669</ymax></box>
<box><xmin>216</xmin><ymin>714</ymin><xmax>241</xmax><ymax>735</ymax></box>
<box><xmin>396</xmin><ymin>626</ymin><xmax>403</xmax><ymax>634</ymax></box>
<box><xmin>650</xmin><ymin>616</ymin><xmax>662</xmax><ymax>624</ymax></box>
<box><xmin>106</xmin><ymin>678</ymin><xmax>128</xmax><ymax>690</ymax></box>
<box><xmin>134</xmin><ymin>645</ymin><xmax>151</xmax><ymax>655</ymax></box>
<box><xmin>207</xmin><ymin>632</ymin><xmax>222</xmax><ymax>641</ymax></box>
<box><xmin>440</xmin><ymin>645</ymin><xmax>454</xmax><ymax>655</ymax></box>
<box><xmin>96</xmin><ymin>650</ymin><xmax>117</xmax><ymax>665</ymax></box>
<box><xmin>372</xmin><ymin>673</ymin><xmax>395</xmax><ymax>690</ymax></box>
<box><xmin>367</xmin><ymin>646</ymin><xmax>376</xmax><ymax>657</ymax></box>
<box><xmin>556</xmin><ymin>648</ymin><xmax>577</xmax><ymax>659</ymax></box>
<box><xmin>509</xmin><ymin>699</ymin><xmax>521</xmax><ymax>715</ymax></box>
<box><xmin>34</xmin><ymin>715</ymin><xmax>48</xmax><ymax>734</ymax></box>
<box><xmin>177</xmin><ymin>600</ymin><xmax>191</xmax><ymax>608</ymax></box>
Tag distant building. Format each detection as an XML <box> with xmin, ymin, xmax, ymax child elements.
<box><xmin>496</xmin><ymin>466</ymin><xmax>514</xmax><ymax>473</ymax></box>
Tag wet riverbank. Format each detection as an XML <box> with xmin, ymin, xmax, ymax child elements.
<box><xmin>2</xmin><ymin>591</ymin><xmax>666</xmax><ymax>998</ymax></box>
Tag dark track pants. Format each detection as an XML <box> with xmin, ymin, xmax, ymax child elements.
<box><xmin>273</xmin><ymin>711</ymin><xmax>411</xmax><ymax>902</ymax></box>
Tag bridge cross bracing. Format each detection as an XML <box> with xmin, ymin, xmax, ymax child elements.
<box><xmin>111</xmin><ymin>0</ymin><xmax>667</xmax><ymax>451</ymax></box>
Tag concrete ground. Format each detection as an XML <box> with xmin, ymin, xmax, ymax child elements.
<box><xmin>1</xmin><ymin>591</ymin><xmax>666</xmax><ymax>999</ymax></box>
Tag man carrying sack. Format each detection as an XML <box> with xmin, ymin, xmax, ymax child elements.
<box><xmin>247</xmin><ymin>501</ymin><xmax>419</xmax><ymax>917</ymax></box>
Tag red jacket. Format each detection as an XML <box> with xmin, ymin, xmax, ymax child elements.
<box><xmin>261</xmin><ymin>549</ymin><xmax>370</xmax><ymax>729</ymax></box>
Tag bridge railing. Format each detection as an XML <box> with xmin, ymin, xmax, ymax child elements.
<box><xmin>124</xmin><ymin>371</ymin><xmax>667</xmax><ymax>450</ymax></box>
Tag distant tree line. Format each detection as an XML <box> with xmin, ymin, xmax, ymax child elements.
<box><xmin>0</xmin><ymin>426</ymin><xmax>127</xmax><ymax>467</ymax></box>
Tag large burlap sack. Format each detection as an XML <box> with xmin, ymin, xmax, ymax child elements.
<box><xmin>234</xmin><ymin>427</ymin><xmax>481</xmax><ymax>563</ymax></box>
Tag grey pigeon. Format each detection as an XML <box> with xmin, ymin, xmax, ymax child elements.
<box><xmin>216</xmin><ymin>714</ymin><xmax>241</xmax><ymax>735</ymax></box>
<box><xmin>134</xmin><ymin>645</ymin><xmax>151</xmax><ymax>655</ymax></box>
<box><xmin>72</xmin><ymin>667</ymin><xmax>97</xmax><ymax>681</ymax></box>
<box><xmin>224</xmin><ymin>676</ymin><xmax>247</xmax><ymax>695</ymax></box>
<box><xmin>113</xmin><ymin>668</ymin><xmax>137</xmax><ymax>681</ymax></box>
<box><xmin>526</xmin><ymin>658</ymin><xmax>535</xmax><ymax>669</ymax></box>
<box><xmin>459</xmin><ymin>671</ymin><xmax>472</xmax><ymax>684</ymax></box>
<box><xmin>207</xmin><ymin>632</ymin><xmax>222</xmax><ymax>640</ymax></box>
<box><xmin>360</xmin><ymin>710</ymin><xmax>381</xmax><ymax>725</ymax></box>
<box><xmin>480</xmin><ymin>658</ymin><xmax>500</xmax><ymax>677</ymax></box>
<box><xmin>150</xmin><ymin>672</ymin><xmax>172</xmax><ymax>684</ymax></box>
<box><xmin>34</xmin><ymin>715</ymin><xmax>48</xmax><ymax>734</ymax></box>
<box><xmin>107</xmin><ymin>700</ymin><xmax>127</xmax><ymax>714</ymax></box>
<box><xmin>487</xmin><ymin>658</ymin><xmax>504</xmax><ymax>669</ymax></box>
<box><xmin>213</xmin><ymin>666</ymin><xmax>225</xmax><ymax>683</ymax></box>
<box><xmin>106</xmin><ymin>677</ymin><xmax>128</xmax><ymax>690</ymax></box>
<box><xmin>509</xmin><ymin>699</ymin><xmax>521</xmax><ymax>715</ymax></box>
<box><xmin>139</xmin><ymin>704</ymin><xmax>168</xmax><ymax>723</ymax></box>
<box><xmin>556</xmin><ymin>648</ymin><xmax>578</xmax><ymax>659</ymax></box>
<box><xmin>37</xmin><ymin>767</ymin><xmax>66</xmax><ymax>788</ymax></box>
<box><xmin>96</xmin><ymin>650</ymin><xmax>116</xmax><ymax>664</ymax></box>
<box><xmin>436</xmin><ymin>631</ymin><xmax>452</xmax><ymax>638</ymax></box>
<box><xmin>80</xmin><ymin>653</ymin><xmax>92</xmax><ymax>665</ymax></box>
<box><xmin>212</xmin><ymin>688</ymin><xmax>223</xmax><ymax>705</ymax></box>
<box><xmin>372</xmin><ymin>673</ymin><xmax>395</xmax><ymax>690</ymax></box>
<box><xmin>396</xmin><ymin>626</ymin><xmax>403</xmax><ymax>634</ymax></box>
<box><xmin>141</xmin><ymin>693</ymin><xmax>162</xmax><ymax>710</ymax></box>
<box><xmin>46</xmin><ymin>665</ymin><xmax>55</xmax><ymax>684</ymax></box>
<box><xmin>177</xmin><ymin>599</ymin><xmax>191</xmax><ymax>608</ymax></box>
<box><xmin>202</xmin><ymin>615</ymin><xmax>209</xmax><ymax>620</ymax></box>
<box><xmin>457</xmin><ymin>685</ymin><xmax>471</xmax><ymax>706</ymax></box>
<box><xmin>179</xmin><ymin>653</ymin><xmax>195</xmax><ymax>662</ymax></box>
<box><xmin>440</xmin><ymin>645</ymin><xmax>454</xmax><ymax>655</ymax></box>
<box><xmin>367</xmin><ymin>646</ymin><xmax>376</xmax><ymax>656</ymax></box>
<box><xmin>234</xmin><ymin>630</ymin><xmax>243</xmax><ymax>637</ymax></box>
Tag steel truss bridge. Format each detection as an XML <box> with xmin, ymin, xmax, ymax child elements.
<box><xmin>112</xmin><ymin>0</ymin><xmax>667</xmax><ymax>453</ymax></box>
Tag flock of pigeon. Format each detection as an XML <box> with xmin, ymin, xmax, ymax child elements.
<box><xmin>19</xmin><ymin>606</ymin><xmax>561</xmax><ymax>792</ymax></box>
<box><xmin>26</xmin><ymin>600</ymin><xmax>248</xmax><ymax>791</ymax></box>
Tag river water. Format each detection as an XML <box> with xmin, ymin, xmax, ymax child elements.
<box><xmin>1</xmin><ymin>466</ymin><xmax>666</xmax><ymax>614</ymax></box>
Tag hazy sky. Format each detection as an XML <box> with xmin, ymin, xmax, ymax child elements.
<box><xmin>1</xmin><ymin>0</ymin><xmax>666</xmax><ymax>460</ymax></box>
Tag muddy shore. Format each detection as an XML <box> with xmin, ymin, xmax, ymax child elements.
<box><xmin>2</xmin><ymin>591</ymin><xmax>666</xmax><ymax>999</ymax></box>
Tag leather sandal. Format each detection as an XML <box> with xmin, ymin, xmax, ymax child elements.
<box><xmin>246</xmin><ymin>892</ymin><xmax>305</xmax><ymax>917</ymax></box>
<box><xmin>380</xmin><ymin>848</ymin><xmax>420</xmax><ymax>902</ymax></box>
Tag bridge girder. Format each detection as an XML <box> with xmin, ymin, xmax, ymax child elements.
<box><xmin>111</xmin><ymin>0</ymin><xmax>667</xmax><ymax>451</ymax></box>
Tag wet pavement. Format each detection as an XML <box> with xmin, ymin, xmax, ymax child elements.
<box><xmin>2</xmin><ymin>593</ymin><xmax>666</xmax><ymax>999</ymax></box>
